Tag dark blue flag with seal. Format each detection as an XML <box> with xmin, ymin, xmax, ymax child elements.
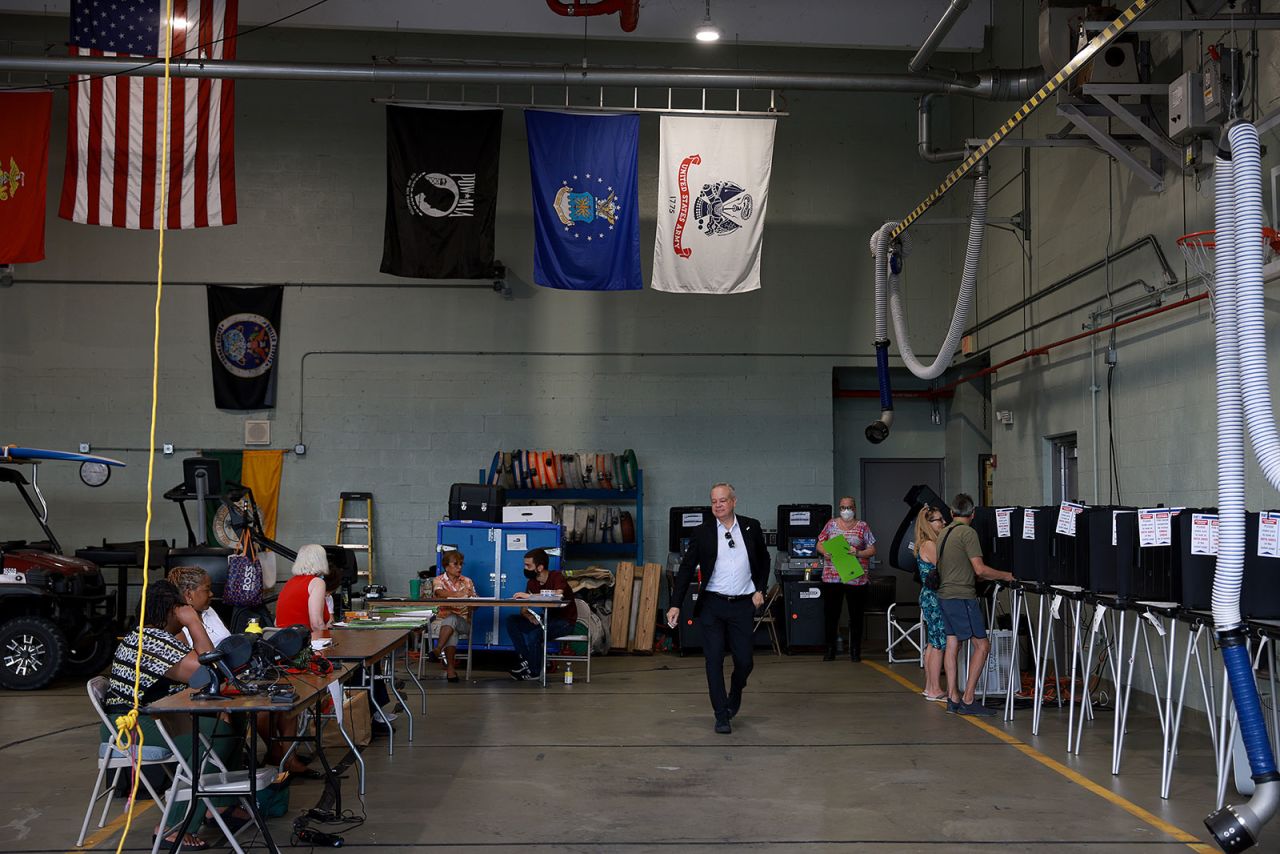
<box><xmin>207</xmin><ymin>285</ymin><xmax>283</xmax><ymax>410</ymax></box>
<box><xmin>525</xmin><ymin>110</ymin><xmax>642</xmax><ymax>291</ymax></box>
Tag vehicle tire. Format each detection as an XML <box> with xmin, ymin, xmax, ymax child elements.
<box><xmin>0</xmin><ymin>616</ymin><xmax>67</xmax><ymax>690</ymax></box>
<box><xmin>61</xmin><ymin>631</ymin><xmax>116</xmax><ymax>678</ymax></box>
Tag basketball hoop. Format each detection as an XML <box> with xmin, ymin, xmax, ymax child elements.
<box><xmin>1176</xmin><ymin>227</ymin><xmax>1280</xmax><ymax>286</ymax></box>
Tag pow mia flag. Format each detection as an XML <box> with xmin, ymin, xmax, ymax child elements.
<box><xmin>381</xmin><ymin>106</ymin><xmax>502</xmax><ymax>279</ymax></box>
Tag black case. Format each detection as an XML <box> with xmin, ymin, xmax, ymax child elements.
<box><xmin>1173</xmin><ymin>509</ymin><xmax>1214</xmax><ymax>609</ymax></box>
<box><xmin>776</xmin><ymin>503</ymin><xmax>833</xmax><ymax>553</ymax></box>
<box><xmin>1050</xmin><ymin>506</ymin><xmax>1089</xmax><ymax>588</ymax></box>
<box><xmin>1084</xmin><ymin>506</ymin><xmax>1136</xmax><ymax>596</ymax></box>
<box><xmin>1244</xmin><ymin>511</ymin><xmax>1280</xmax><ymax>619</ymax></box>
<box><xmin>783</xmin><ymin>580</ymin><xmax>827</xmax><ymax>650</ymax></box>
<box><xmin>1126</xmin><ymin>508</ymin><xmax>1181</xmax><ymax>604</ymax></box>
<box><xmin>1010</xmin><ymin>507</ymin><xmax>1054</xmax><ymax>585</ymax></box>
<box><xmin>448</xmin><ymin>484</ymin><xmax>505</xmax><ymax>522</ymax></box>
<box><xmin>669</xmin><ymin>506</ymin><xmax>712</xmax><ymax>554</ymax></box>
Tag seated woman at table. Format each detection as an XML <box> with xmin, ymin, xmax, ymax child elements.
<box><xmin>432</xmin><ymin>548</ymin><xmax>476</xmax><ymax>683</ymax></box>
<box><xmin>101</xmin><ymin>580</ymin><xmax>243</xmax><ymax>850</ymax></box>
<box><xmin>283</xmin><ymin>545</ymin><xmax>397</xmax><ymax>725</ymax></box>
<box><xmin>167</xmin><ymin>565</ymin><xmax>231</xmax><ymax>647</ymax></box>
<box><xmin>277</xmin><ymin>544</ymin><xmax>336</xmax><ymax>632</ymax></box>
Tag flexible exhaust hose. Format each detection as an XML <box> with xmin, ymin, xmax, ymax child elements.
<box><xmin>1231</xmin><ymin>123</ymin><xmax>1280</xmax><ymax>495</ymax></box>
<box><xmin>867</xmin><ymin>223</ymin><xmax>899</xmax><ymax>442</ymax></box>
<box><xmin>1213</xmin><ymin>147</ymin><xmax>1245</xmax><ymax>634</ymax></box>
<box><xmin>888</xmin><ymin>174</ymin><xmax>988</xmax><ymax>379</ymax></box>
<box><xmin>1205</xmin><ymin>122</ymin><xmax>1280</xmax><ymax>853</ymax></box>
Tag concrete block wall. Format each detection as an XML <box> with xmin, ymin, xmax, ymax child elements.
<box><xmin>0</xmin><ymin>15</ymin><xmax>975</xmax><ymax>594</ymax></box>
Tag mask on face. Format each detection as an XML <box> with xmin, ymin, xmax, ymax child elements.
<box><xmin>840</xmin><ymin>509</ymin><xmax>855</xmax><ymax>522</ymax></box>
<box><xmin>523</xmin><ymin>568</ymin><xmax>539</xmax><ymax>579</ymax></box>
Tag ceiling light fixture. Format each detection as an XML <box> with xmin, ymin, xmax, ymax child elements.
<box><xmin>694</xmin><ymin>0</ymin><xmax>720</xmax><ymax>42</ymax></box>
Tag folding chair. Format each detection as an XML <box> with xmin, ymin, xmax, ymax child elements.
<box><xmin>78</xmin><ymin>676</ymin><xmax>178</xmax><ymax>847</ymax></box>
<box><xmin>428</xmin><ymin>616</ymin><xmax>475</xmax><ymax>680</ymax></box>
<box><xmin>886</xmin><ymin>601</ymin><xmax>925</xmax><ymax>665</ymax></box>
<box><xmin>752</xmin><ymin>584</ymin><xmax>783</xmax><ymax>657</ymax></box>
<box><xmin>547</xmin><ymin>603</ymin><xmax>595</xmax><ymax>681</ymax></box>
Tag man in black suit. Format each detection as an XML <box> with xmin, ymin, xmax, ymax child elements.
<box><xmin>666</xmin><ymin>483</ymin><xmax>770</xmax><ymax>734</ymax></box>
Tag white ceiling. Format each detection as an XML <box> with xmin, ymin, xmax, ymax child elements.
<box><xmin>0</xmin><ymin>0</ymin><xmax>989</xmax><ymax>52</ymax></box>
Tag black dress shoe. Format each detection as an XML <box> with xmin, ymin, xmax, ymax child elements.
<box><xmin>726</xmin><ymin>705</ymin><xmax>739</xmax><ymax>720</ymax></box>
<box><xmin>714</xmin><ymin>719</ymin><xmax>732</xmax><ymax>734</ymax></box>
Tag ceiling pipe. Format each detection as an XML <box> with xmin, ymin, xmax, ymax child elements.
<box><xmin>0</xmin><ymin>55</ymin><xmax>1046</xmax><ymax>99</ymax></box>
<box><xmin>918</xmin><ymin>93</ymin><xmax>967</xmax><ymax>162</ymax></box>
<box><xmin>909</xmin><ymin>0</ymin><xmax>973</xmax><ymax>74</ymax></box>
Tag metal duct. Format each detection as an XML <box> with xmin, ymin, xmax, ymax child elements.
<box><xmin>908</xmin><ymin>0</ymin><xmax>973</xmax><ymax>74</ymax></box>
<box><xmin>0</xmin><ymin>55</ymin><xmax>1046</xmax><ymax>99</ymax></box>
<box><xmin>918</xmin><ymin>94</ymin><xmax>967</xmax><ymax>162</ymax></box>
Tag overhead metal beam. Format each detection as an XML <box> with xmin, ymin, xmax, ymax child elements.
<box><xmin>1058</xmin><ymin>103</ymin><xmax>1164</xmax><ymax>192</ymax></box>
<box><xmin>1083</xmin><ymin>15</ymin><xmax>1280</xmax><ymax>31</ymax></box>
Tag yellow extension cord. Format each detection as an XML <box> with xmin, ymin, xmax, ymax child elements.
<box><xmin>107</xmin><ymin>3</ymin><xmax>175</xmax><ymax>851</ymax></box>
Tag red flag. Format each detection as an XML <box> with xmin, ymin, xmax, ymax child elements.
<box><xmin>59</xmin><ymin>0</ymin><xmax>237</xmax><ymax>230</ymax></box>
<box><xmin>0</xmin><ymin>92</ymin><xmax>52</xmax><ymax>263</ymax></box>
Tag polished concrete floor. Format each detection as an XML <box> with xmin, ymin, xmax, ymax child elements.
<box><xmin>0</xmin><ymin>650</ymin><xmax>1236</xmax><ymax>853</ymax></box>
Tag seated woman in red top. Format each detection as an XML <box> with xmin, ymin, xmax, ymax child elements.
<box><xmin>276</xmin><ymin>544</ymin><xmax>336</xmax><ymax>632</ymax></box>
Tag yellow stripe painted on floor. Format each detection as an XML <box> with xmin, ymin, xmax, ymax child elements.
<box><xmin>69</xmin><ymin>799</ymin><xmax>154</xmax><ymax>851</ymax></box>
<box><xmin>862</xmin><ymin>659</ymin><xmax>1214</xmax><ymax>853</ymax></box>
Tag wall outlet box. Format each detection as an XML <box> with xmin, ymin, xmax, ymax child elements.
<box><xmin>162</xmin><ymin>444</ymin><xmax>174</xmax><ymax>455</ymax></box>
<box><xmin>995</xmin><ymin>410</ymin><xmax>1015</xmax><ymax>425</ymax></box>
<box><xmin>244</xmin><ymin>420</ymin><xmax>271</xmax><ymax>446</ymax></box>
<box><xmin>78</xmin><ymin>442</ymin><xmax>91</xmax><ymax>453</ymax></box>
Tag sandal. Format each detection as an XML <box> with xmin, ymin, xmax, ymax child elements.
<box><xmin>154</xmin><ymin>832</ymin><xmax>211</xmax><ymax>851</ymax></box>
<box><xmin>204</xmin><ymin>806</ymin><xmax>252</xmax><ymax>828</ymax></box>
<box><xmin>922</xmin><ymin>692</ymin><xmax>948</xmax><ymax>702</ymax></box>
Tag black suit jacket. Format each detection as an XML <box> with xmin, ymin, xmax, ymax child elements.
<box><xmin>672</xmin><ymin>514</ymin><xmax>770</xmax><ymax>617</ymax></box>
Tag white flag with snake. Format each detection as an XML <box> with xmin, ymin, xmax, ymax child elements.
<box><xmin>651</xmin><ymin>115</ymin><xmax>776</xmax><ymax>294</ymax></box>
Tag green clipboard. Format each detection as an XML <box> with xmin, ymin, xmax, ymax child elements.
<box><xmin>819</xmin><ymin>537</ymin><xmax>865</xmax><ymax>582</ymax></box>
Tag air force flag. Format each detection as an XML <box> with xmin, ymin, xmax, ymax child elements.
<box><xmin>525</xmin><ymin>111</ymin><xmax>641</xmax><ymax>291</ymax></box>
<box><xmin>652</xmin><ymin>116</ymin><xmax>776</xmax><ymax>294</ymax></box>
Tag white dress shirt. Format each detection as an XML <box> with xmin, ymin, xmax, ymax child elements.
<box><xmin>182</xmin><ymin>607</ymin><xmax>231</xmax><ymax>648</ymax></box>
<box><xmin>705</xmin><ymin>517</ymin><xmax>755</xmax><ymax>596</ymax></box>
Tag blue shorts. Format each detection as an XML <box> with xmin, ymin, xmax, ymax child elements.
<box><xmin>938</xmin><ymin>598</ymin><xmax>987</xmax><ymax>642</ymax></box>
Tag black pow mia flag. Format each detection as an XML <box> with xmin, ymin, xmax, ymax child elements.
<box><xmin>207</xmin><ymin>285</ymin><xmax>284</xmax><ymax>410</ymax></box>
<box><xmin>381</xmin><ymin>106</ymin><xmax>503</xmax><ymax>279</ymax></box>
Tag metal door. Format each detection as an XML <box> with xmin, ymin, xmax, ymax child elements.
<box><xmin>859</xmin><ymin>458</ymin><xmax>945</xmax><ymax>567</ymax></box>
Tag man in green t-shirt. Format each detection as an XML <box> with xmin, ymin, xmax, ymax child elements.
<box><xmin>935</xmin><ymin>493</ymin><xmax>1014</xmax><ymax>716</ymax></box>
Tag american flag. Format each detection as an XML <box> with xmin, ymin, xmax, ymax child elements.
<box><xmin>59</xmin><ymin>0</ymin><xmax>238</xmax><ymax>229</ymax></box>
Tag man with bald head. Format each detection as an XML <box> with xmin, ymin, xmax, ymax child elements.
<box><xmin>667</xmin><ymin>483</ymin><xmax>770</xmax><ymax>734</ymax></box>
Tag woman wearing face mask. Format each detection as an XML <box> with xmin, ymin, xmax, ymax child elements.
<box><xmin>816</xmin><ymin>497</ymin><xmax>877</xmax><ymax>662</ymax></box>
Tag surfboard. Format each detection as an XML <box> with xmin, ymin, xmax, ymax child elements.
<box><xmin>1</xmin><ymin>446</ymin><xmax>126</xmax><ymax>466</ymax></box>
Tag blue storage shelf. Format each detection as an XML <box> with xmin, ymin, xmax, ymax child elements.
<box><xmin>506</xmin><ymin>488</ymin><xmax>637</xmax><ymax>501</ymax></box>
<box><xmin>478</xmin><ymin>467</ymin><xmax>644</xmax><ymax>564</ymax></box>
<box><xmin>567</xmin><ymin>543</ymin><xmax>637</xmax><ymax>555</ymax></box>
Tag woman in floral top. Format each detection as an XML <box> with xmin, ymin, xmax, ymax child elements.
<box><xmin>816</xmin><ymin>497</ymin><xmax>877</xmax><ymax>662</ymax></box>
<box><xmin>432</xmin><ymin>548</ymin><xmax>477</xmax><ymax>682</ymax></box>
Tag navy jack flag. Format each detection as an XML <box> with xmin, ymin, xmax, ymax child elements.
<box><xmin>525</xmin><ymin>110</ymin><xmax>641</xmax><ymax>291</ymax></box>
<box><xmin>381</xmin><ymin>106</ymin><xmax>503</xmax><ymax>279</ymax></box>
